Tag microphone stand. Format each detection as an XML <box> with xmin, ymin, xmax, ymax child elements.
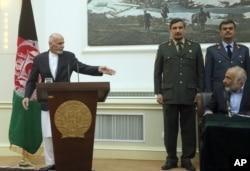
<box><xmin>68</xmin><ymin>63</ymin><xmax>70</xmax><ymax>82</ymax></box>
<box><xmin>77</xmin><ymin>61</ymin><xmax>79</xmax><ymax>83</ymax></box>
<box><xmin>68</xmin><ymin>58</ymin><xmax>80</xmax><ymax>82</ymax></box>
<box><xmin>226</xmin><ymin>100</ymin><xmax>232</xmax><ymax>118</ymax></box>
<box><xmin>224</xmin><ymin>91</ymin><xmax>232</xmax><ymax>117</ymax></box>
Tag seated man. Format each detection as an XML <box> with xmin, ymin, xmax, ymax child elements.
<box><xmin>201</xmin><ymin>66</ymin><xmax>250</xmax><ymax>171</ymax></box>
<box><xmin>204</xmin><ymin>66</ymin><xmax>250</xmax><ymax>116</ymax></box>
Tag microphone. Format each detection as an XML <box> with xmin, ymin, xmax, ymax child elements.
<box><xmin>224</xmin><ymin>91</ymin><xmax>232</xmax><ymax>117</ymax></box>
<box><xmin>68</xmin><ymin>63</ymin><xmax>70</xmax><ymax>82</ymax></box>
<box><xmin>75</xmin><ymin>58</ymin><xmax>80</xmax><ymax>83</ymax></box>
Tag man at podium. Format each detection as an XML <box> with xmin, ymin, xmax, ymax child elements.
<box><xmin>21</xmin><ymin>33</ymin><xmax>115</xmax><ymax>171</ymax></box>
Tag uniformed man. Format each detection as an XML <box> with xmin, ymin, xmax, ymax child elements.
<box><xmin>154</xmin><ymin>18</ymin><xmax>204</xmax><ymax>171</ymax></box>
<box><xmin>205</xmin><ymin>19</ymin><xmax>250</xmax><ymax>92</ymax></box>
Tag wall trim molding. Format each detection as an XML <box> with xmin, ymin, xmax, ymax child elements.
<box><xmin>0</xmin><ymin>102</ymin><xmax>12</xmax><ymax>109</ymax></box>
<box><xmin>0</xmin><ymin>145</ymin><xmax>199</xmax><ymax>162</ymax></box>
<box><xmin>1</xmin><ymin>98</ymin><xmax>161</xmax><ymax>110</ymax></box>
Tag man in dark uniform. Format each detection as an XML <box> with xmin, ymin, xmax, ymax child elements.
<box><xmin>205</xmin><ymin>19</ymin><xmax>250</xmax><ymax>92</ymax></box>
<box><xmin>143</xmin><ymin>10</ymin><xmax>153</xmax><ymax>31</ymax></box>
<box><xmin>154</xmin><ymin>18</ymin><xmax>204</xmax><ymax>171</ymax></box>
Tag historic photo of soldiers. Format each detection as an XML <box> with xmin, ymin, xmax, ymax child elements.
<box><xmin>87</xmin><ymin>0</ymin><xmax>250</xmax><ymax>46</ymax></box>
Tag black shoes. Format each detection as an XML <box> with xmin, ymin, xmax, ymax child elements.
<box><xmin>161</xmin><ymin>162</ymin><xmax>178</xmax><ymax>170</ymax></box>
<box><xmin>39</xmin><ymin>164</ymin><xmax>55</xmax><ymax>171</ymax></box>
<box><xmin>161</xmin><ymin>160</ymin><xmax>196</xmax><ymax>171</ymax></box>
<box><xmin>181</xmin><ymin>161</ymin><xmax>196</xmax><ymax>171</ymax></box>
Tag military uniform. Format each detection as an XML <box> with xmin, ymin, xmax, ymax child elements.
<box><xmin>154</xmin><ymin>39</ymin><xmax>205</xmax><ymax>163</ymax></box>
<box><xmin>205</xmin><ymin>42</ymin><xmax>250</xmax><ymax>92</ymax></box>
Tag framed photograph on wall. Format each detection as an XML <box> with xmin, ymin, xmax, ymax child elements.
<box><xmin>87</xmin><ymin>0</ymin><xmax>250</xmax><ymax>46</ymax></box>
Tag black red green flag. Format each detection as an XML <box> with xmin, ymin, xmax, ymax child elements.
<box><xmin>9</xmin><ymin>0</ymin><xmax>42</xmax><ymax>159</ymax></box>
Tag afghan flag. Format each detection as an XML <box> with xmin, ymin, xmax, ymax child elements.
<box><xmin>9</xmin><ymin>0</ymin><xmax>42</xmax><ymax>159</ymax></box>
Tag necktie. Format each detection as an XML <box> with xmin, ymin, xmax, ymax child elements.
<box><xmin>177</xmin><ymin>42</ymin><xmax>183</xmax><ymax>52</ymax></box>
<box><xmin>226</xmin><ymin>45</ymin><xmax>232</xmax><ymax>58</ymax></box>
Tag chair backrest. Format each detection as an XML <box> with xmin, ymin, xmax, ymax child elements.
<box><xmin>196</xmin><ymin>92</ymin><xmax>212</xmax><ymax>161</ymax></box>
<box><xmin>196</xmin><ymin>92</ymin><xmax>212</xmax><ymax>116</ymax></box>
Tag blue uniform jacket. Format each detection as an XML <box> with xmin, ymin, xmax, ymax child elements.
<box><xmin>205</xmin><ymin>42</ymin><xmax>250</xmax><ymax>92</ymax></box>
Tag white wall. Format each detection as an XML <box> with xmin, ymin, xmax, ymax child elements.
<box><xmin>3</xmin><ymin>0</ymin><xmax>250</xmax><ymax>161</ymax></box>
<box><xmin>31</xmin><ymin>0</ymin><xmax>157</xmax><ymax>92</ymax></box>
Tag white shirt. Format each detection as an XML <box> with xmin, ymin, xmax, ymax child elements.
<box><xmin>49</xmin><ymin>51</ymin><xmax>58</xmax><ymax>79</ymax></box>
<box><xmin>222</xmin><ymin>41</ymin><xmax>233</xmax><ymax>54</ymax></box>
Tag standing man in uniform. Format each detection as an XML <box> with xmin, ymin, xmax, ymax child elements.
<box><xmin>205</xmin><ymin>19</ymin><xmax>250</xmax><ymax>92</ymax></box>
<box><xmin>154</xmin><ymin>18</ymin><xmax>204</xmax><ymax>171</ymax></box>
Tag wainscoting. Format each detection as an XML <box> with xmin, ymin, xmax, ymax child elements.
<box><xmin>0</xmin><ymin>93</ymin><xmax>200</xmax><ymax>163</ymax></box>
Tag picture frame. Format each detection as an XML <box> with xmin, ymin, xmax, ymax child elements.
<box><xmin>85</xmin><ymin>0</ymin><xmax>250</xmax><ymax>52</ymax></box>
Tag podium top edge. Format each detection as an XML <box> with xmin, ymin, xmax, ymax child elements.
<box><xmin>36</xmin><ymin>82</ymin><xmax>110</xmax><ymax>91</ymax></box>
<box><xmin>36</xmin><ymin>82</ymin><xmax>110</xmax><ymax>102</ymax></box>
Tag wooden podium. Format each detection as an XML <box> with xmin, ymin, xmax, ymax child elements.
<box><xmin>36</xmin><ymin>82</ymin><xmax>110</xmax><ymax>171</ymax></box>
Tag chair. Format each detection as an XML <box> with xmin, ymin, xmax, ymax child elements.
<box><xmin>196</xmin><ymin>92</ymin><xmax>212</xmax><ymax>158</ymax></box>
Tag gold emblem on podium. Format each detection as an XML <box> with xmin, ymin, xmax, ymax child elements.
<box><xmin>54</xmin><ymin>100</ymin><xmax>92</xmax><ymax>138</ymax></box>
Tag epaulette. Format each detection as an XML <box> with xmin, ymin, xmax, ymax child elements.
<box><xmin>188</xmin><ymin>39</ymin><xmax>199</xmax><ymax>44</ymax></box>
<box><xmin>161</xmin><ymin>40</ymin><xmax>171</xmax><ymax>45</ymax></box>
<box><xmin>186</xmin><ymin>39</ymin><xmax>199</xmax><ymax>46</ymax></box>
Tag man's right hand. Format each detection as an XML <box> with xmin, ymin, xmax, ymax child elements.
<box><xmin>22</xmin><ymin>97</ymin><xmax>29</xmax><ymax>110</ymax></box>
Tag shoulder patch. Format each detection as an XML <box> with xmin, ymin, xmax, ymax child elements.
<box><xmin>214</xmin><ymin>43</ymin><xmax>222</xmax><ymax>50</ymax></box>
<box><xmin>207</xmin><ymin>43</ymin><xmax>219</xmax><ymax>49</ymax></box>
<box><xmin>235</xmin><ymin>42</ymin><xmax>245</xmax><ymax>49</ymax></box>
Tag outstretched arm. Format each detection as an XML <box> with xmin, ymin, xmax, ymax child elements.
<box><xmin>98</xmin><ymin>66</ymin><xmax>116</xmax><ymax>75</ymax></box>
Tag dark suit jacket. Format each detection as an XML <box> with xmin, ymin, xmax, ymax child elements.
<box><xmin>205</xmin><ymin>84</ymin><xmax>250</xmax><ymax>115</ymax></box>
<box><xmin>205</xmin><ymin>42</ymin><xmax>250</xmax><ymax>92</ymax></box>
<box><xmin>25</xmin><ymin>50</ymin><xmax>102</xmax><ymax>110</ymax></box>
<box><xmin>154</xmin><ymin>39</ymin><xmax>205</xmax><ymax>105</ymax></box>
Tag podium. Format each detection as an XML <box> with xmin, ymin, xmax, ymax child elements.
<box><xmin>36</xmin><ymin>82</ymin><xmax>110</xmax><ymax>171</ymax></box>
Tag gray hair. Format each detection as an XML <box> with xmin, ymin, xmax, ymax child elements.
<box><xmin>228</xmin><ymin>66</ymin><xmax>247</xmax><ymax>83</ymax></box>
<box><xmin>49</xmin><ymin>33</ymin><xmax>63</xmax><ymax>43</ymax></box>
